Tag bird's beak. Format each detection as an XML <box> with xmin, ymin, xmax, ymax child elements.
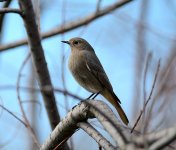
<box><xmin>61</xmin><ymin>41</ymin><xmax>70</xmax><ymax>45</ymax></box>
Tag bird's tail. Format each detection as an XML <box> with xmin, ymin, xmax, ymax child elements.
<box><xmin>102</xmin><ymin>89</ymin><xmax>129</xmax><ymax>125</ymax></box>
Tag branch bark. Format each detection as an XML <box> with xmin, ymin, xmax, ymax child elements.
<box><xmin>40</xmin><ymin>100</ymin><xmax>129</xmax><ymax>150</ymax></box>
<box><xmin>40</xmin><ymin>100</ymin><xmax>176</xmax><ymax>150</ymax></box>
<box><xmin>0</xmin><ymin>8</ymin><xmax>22</xmax><ymax>15</ymax></box>
<box><xmin>77</xmin><ymin>122</ymin><xmax>116</xmax><ymax>150</ymax></box>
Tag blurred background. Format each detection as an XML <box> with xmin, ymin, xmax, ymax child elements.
<box><xmin>0</xmin><ymin>0</ymin><xmax>176</xmax><ymax>149</ymax></box>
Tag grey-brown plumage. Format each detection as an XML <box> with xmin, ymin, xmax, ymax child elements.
<box><xmin>62</xmin><ymin>37</ymin><xmax>129</xmax><ymax>125</ymax></box>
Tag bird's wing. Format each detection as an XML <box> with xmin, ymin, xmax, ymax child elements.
<box><xmin>84</xmin><ymin>51</ymin><xmax>113</xmax><ymax>92</ymax></box>
<box><xmin>84</xmin><ymin>51</ymin><xmax>121</xmax><ymax>104</ymax></box>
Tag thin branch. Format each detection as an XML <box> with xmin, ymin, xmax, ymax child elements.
<box><xmin>77</xmin><ymin>122</ymin><xmax>116</xmax><ymax>150</ymax></box>
<box><xmin>132</xmin><ymin>0</ymin><xmax>148</xmax><ymax>119</ymax></box>
<box><xmin>21</xmin><ymin>99</ymin><xmax>42</xmax><ymax>117</ymax></box>
<box><xmin>0</xmin><ymin>0</ymin><xmax>9</xmax><ymax>2</ymax></box>
<box><xmin>141</xmin><ymin>52</ymin><xmax>152</xmax><ymax>128</ymax></box>
<box><xmin>0</xmin><ymin>0</ymin><xmax>133</xmax><ymax>52</ymax></box>
<box><xmin>95</xmin><ymin>0</ymin><xmax>102</xmax><ymax>13</ymax></box>
<box><xmin>0</xmin><ymin>104</ymin><xmax>27</xmax><ymax>126</ymax></box>
<box><xmin>143</xmin><ymin>52</ymin><xmax>152</xmax><ymax>103</ymax></box>
<box><xmin>16</xmin><ymin>52</ymin><xmax>40</xmax><ymax>148</ymax></box>
<box><xmin>131</xmin><ymin>59</ymin><xmax>161</xmax><ymax>133</ymax></box>
<box><xmin>0</xmin><ymin>8</ymin><xmax>22</xmax><ymax>15</ymax></box>
<box><xmin>134</xmin><ymin>124</ymin><xmax>176</xmax><ymax>150</ymax></box>
<box><xmin>133</xmin><ymin>121</ymin><xmax>176</xmax><ymax>149</ymax></box>
<box><xmin>0</xmin><ymin>85</ymin><xmax>84</xmax><ymax>101</ymax></box>
<box><xmin>0</xmin><ymin>0</ymin><xmax>12</xmax><ymax>41</ymax></box>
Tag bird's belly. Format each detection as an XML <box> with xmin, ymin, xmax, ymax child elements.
<box><xmin>69</xmin><ymin>56</ymin><xmax>102</xmax><ymax>93</ymax></box>
<box><xmin>73</xmin><ymin>70</ymin><xmax>102</xmax><ymax>93</ymax></box>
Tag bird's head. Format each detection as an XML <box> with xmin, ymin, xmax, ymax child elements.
<box><xmin>61</xmin><ymin>37</ymin><xmax>94</xmax><ymax>52</ymax></box>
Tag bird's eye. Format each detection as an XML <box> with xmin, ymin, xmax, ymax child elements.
<box><xmin>73</xmin><ymin>41</ymin><xmax>79</xmax><ymax>45</ymax></box>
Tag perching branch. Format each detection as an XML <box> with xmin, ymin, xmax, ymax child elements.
<box><xmin>88</xmin><ymin>101</ymin><xmax>128</xmax><ymax>148</ymax></box>
<box><xmin>0</xmin><ymin>0</ymin><xmax>133</xmax><ymax>52</ymax></box>
<box><xmin>1</xmin><ymin>84</ymin><xmax>175</xmax><ymax>149</ymax></box>
<box><xmin>40</xmin><ymin>99</ymin><xmax>176</xmax><ymax>150</ymax></box>
<box><xmin>40</xmin><ymin>100</ymin><xmax>128</xmax><ymax>150</ymax></box>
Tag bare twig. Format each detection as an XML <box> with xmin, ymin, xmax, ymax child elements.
<box><xmin>143</xmin><ymin>52</ymin><xmax>152</xmax><ymax>103</ymax></box>
<box><xmin>131</xmin><ymin>59</ymin><xmax>161</xmax><ymax>133</ymax></box>
<box><xmin>142</xmin><ymin>52</ymin><xmax>152</xmax><ymax>124</ymax></box>
<box><xmin>0</xmin><ymin>0</ymin><xmax>133</xmax><ymax>52</ymax></box>
<box><xmin>77</xmin><ymin>122</ymin><xmax>115</xmax><ymax>150</ymax></box>
<box><xmin>0</xmin><ymin>0</ymin><xmax>12</xmax><ymax>40</ymax></box>
<box><xmin>0</xmin><ymin>104</ymin><xmax>27</xmax><ymax>126</ymax></box>
<box><xmin>95</xmin><ymin>0</ymin><xmax>102</xmax><ymax>13</ymax></box>
<box><xmin>149</xmin><ymin>125</ymin><xmax>176</xmax><ymax>150</ymax></box>
<box><xmin>0</xmin><ymin>0</ymin><xmax>9</xmax><ymax>2</ymax></box>
<box><xmin>0</xmin><ymin>8</ymin><xmax>22</xmax><ymax>15</ymax></box>
<box><xmin>16</xmin><ymin>53</ymin><xmax>40</xmax><ymax>148</ymax></box>
<box><xmin>132</xmin><ymin>0</ymin><xmax>149</xmax><ymax>119</ymax></box>
<box><xmin>21</xmin><ymin>100</ymin><xmax>42</xmax><ymax>116</ymax></box>
<box><xmin>0</xmin><ymin>85</ymin><xmax>84</xmax><ymax>101</ymax></box>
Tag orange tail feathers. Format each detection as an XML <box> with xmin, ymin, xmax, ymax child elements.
<box><xmin>102</xmin><ymin>89</ymin><xmax>129</xmax><ymax>125</ymax></box>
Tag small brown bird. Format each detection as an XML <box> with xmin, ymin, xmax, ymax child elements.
<box><xmin>62</xmin><ymin>37</ymin><xmax>129</xmax><ymax>125</ymax></box>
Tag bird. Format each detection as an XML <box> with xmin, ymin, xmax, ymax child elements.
<box><xmin>61</xmin><ymin>37</ymin><xmax>129</xmax><ymax>125</ymax></box>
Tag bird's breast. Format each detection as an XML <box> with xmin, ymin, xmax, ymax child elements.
<box><xmin>68</xmin><ymin>51</ymin><xmax>85</xmax><ymax>73</ymax></box>
<box><xmin>68</xmin><ymin>51</ymin><xmax>87</xmax><ymax>81</ymax></box>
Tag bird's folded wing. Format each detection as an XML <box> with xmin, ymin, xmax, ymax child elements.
<box><xmin>84</xmin><ymin>52</ymin><xmax>121</xmax><ymax>104</ymax></box>
<box><xmin>84</xmin><ymin>52</ymin><xmax>113</xmax><ymax>92</ymax></box>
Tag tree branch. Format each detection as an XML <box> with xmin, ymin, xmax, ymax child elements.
<box><xmin>16</xmin><ymin>53</ymin><xmax>40</xmax><ymax>148</ymax></box>
<box><xmin>131</xmin><ymin>59</ymin><xmax>161</xmax><ymax>133</ymax></box>
<box><xmin>149</xmin><ymin>125</ymin><xmax>176</xmax><ymax>150</ymax></box>
<box><xmin>0</xmin><ymin>0</ymin><xmax>9</xmax><ymax>2</ymax></box>
<box><xmin>77</xmin><ymin>122</ymin><xmax>116</xmax><ymax>150</ymax></box>
<box><xmin>40</xmin><ymin>100</ymin><xmax>129</xmax><ymax>150</ymax></box>
<box><xmin>0</xmin><ymin>8</ymin><xmax>22</xmax><ymax>15</ymax></box>
<box><xmin>0</xmin><ymin>0</ymin><xmax>133</xmax><ymax>52</ymax></box>
<box><xmin>0</xmin><ymin>0</ymin><xmax>12</xmax><ymax>40</ymax></box>
<box><xmin>18</xmin><ymin>0</ymin><xmax>60</xmax><ymax>129</ymax></box>
<box><xmin>0</xmin><ymin>104</ymin><xmax>27</xmax><ymax>127</ymax></box>
<box><xmin>88</xmin><ymin>101</ymin><xmax>128</xmax><ymax>148</ymax></box>
<box><xmin>134</xmin><ymin>125</ymin><xmax>176</xmax><ymax>149</ymax></box>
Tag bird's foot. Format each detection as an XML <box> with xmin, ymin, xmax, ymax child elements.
<box><xmin>92</xmin><ymin>92</ymin><xmax>100</xmax><ymax>99</ymax></box>
<box><xmin>86</xmin><ymin>93</ymin><xmax>95</xmax><ymax>100</ymax></box>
